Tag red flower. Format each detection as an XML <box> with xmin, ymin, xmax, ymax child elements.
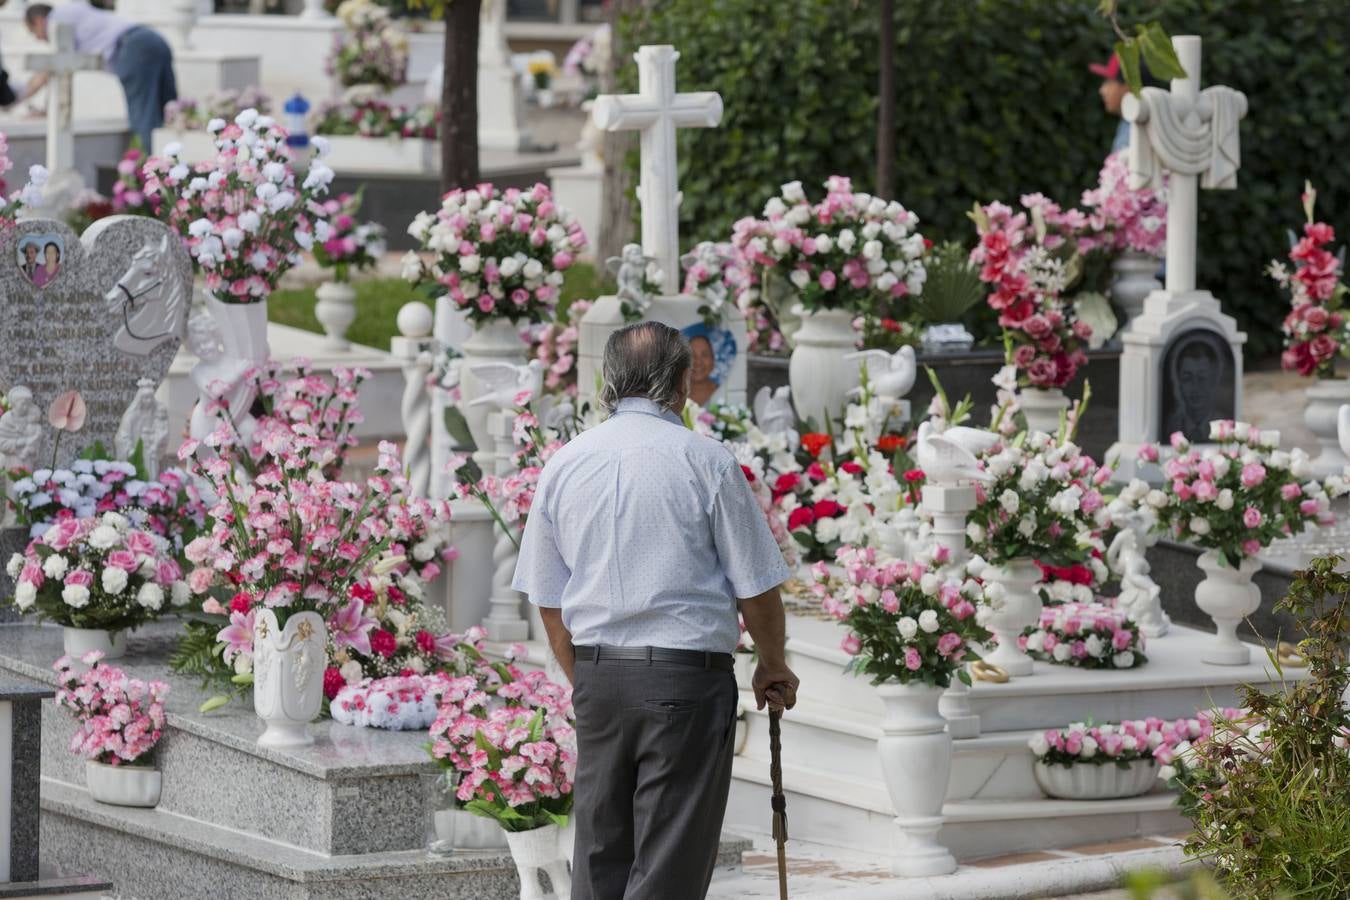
<box><xmin>229</xmin><ymin>592</ymin><xmax>253</xmax><ymax>615</ymax></box>
<box><xmin>877</xmin><ymin>434</ymin><xmax>907</xmax><ymax>453</ymax></box>
<box><xmin>801</xmin><ymin>433</ymin><xmax>831</xmax><ymax>457</ymax></box>
<box><xmin>740</xmin><ymin>465</ymin><xmax>757</xmax><ymax>483</ymax></box>
<box><xmin>840</xmin><ymin>461</ymin><xmax>863</xmax><ymax>475</ymax></box>
<box><xmin>414</xmin><ymin>630</ymin><xmax>438</xmax><ymax>655</ymax></box>
<box><xmin>773</xmin><ymin>472</ymin><xmax>801</xmax><ymax>496</ymax></box>
<box><xmin>812</xmin><ymin>499</ymin><xmax>846</xmax><ymax>519</ymax></box>
<box><xmin>351</xmin><ymin>582</ymin><xmax>375</xmax><ymax>603</ymax></box>
<box><xmin>323</xmin><ymin>666</ymin><xmax>346</xmax><ymax>700</ymax></box>
<box><xmin>903</xmin><ymin>468</ymin><xmax>925</xmax><ymax>483</ymax></box>
<box><xmin>387</xmin><ymin>585</ymin><xmax>406</xmax><ymax>606</ymax></box>
<box><xmin>880</xmin><ymin>318</ymin><xmax>903</xmax><ymax>333</ymax></box>
<box><xmin>806</xmin><ymin>462</ymin><xmax>827</xmax><ymax>482</ymax></box>
<box><xmin>787</xmin><ymin>507</ymin><xmax>817</xmax><ymax>531</ymax></box>
<box><xmin>370</xmin><ymin>629</ymin><xmax>398</xmax><ymax>658</ymax></box>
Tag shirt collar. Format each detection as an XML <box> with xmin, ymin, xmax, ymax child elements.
<box><xmin>614</xmin><ymin>397</ymin><xmax>684</xmax><ymax>426</ymax></box>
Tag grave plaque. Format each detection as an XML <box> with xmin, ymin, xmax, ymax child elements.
<box><xmin>1158</xmin><ymin>328</ymin><xmax>1236</xmax><ymax>444</ymax></box>
<box><xmin>0</xmin><ymin>217</ymin><xmax>192</xmax><ymax>468</ymax></box>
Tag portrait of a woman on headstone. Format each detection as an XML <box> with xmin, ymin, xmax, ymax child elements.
<box><xmin>1162</xmin><ymin>332</ymin><xmax>1232</xmax><ymax>443</ymax></box>
<box><xmin>17</xmin><ymin>235</ymin><xmax>64</xmax><ymax>287</ymax></box>
<box><xmin>680</xmin><ymin>322</ymin><xmax>738</xmax><ymax>406</ymax></box>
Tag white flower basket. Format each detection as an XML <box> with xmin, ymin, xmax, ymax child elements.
<box><xmin>1033</xmin><ymin>759</ymin><xmax>1157</xmax><ymax>800</ymax></box>
<box><xmin>85</xmin><ymin>759</ymin><xmax>161</xmax><ymax>807</ymax></box>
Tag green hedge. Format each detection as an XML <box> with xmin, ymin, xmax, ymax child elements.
<box><xmin>623</xmin><ymin>0</ymin><xmax>1350</xmax><ymax>358</ymax></box>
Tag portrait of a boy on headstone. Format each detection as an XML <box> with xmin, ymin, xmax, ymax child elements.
<box><xmin>17</xmin><ymin>234</ymin><xmax>64</xmax><ymax>288</ymax></box>
<box><xmin>1161</xmin><ymin>330</ymin><xmax>1234</xmax><ymax>443</ymax></box>
<box><xmin>680</xmin><ymin>321</ymin><xmax>737</xmax><ymax>406</ymax></box>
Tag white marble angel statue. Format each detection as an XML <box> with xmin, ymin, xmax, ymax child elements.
<box><xmin>0</xmin><ymin>387</ymin><xmax>45</xmax><ymax>472</ymax></box>
<box><xmin>115</xmin><ymin>377</ymin><xmax>171</xmax><ymax>478</ymax></box>
<box><xmin>606</xmin><ymin>243</ymin><xmax>659</xmax><ymax>315</ymax></box>
<box><xmin>1108</xmin><ymin>518</ymin><xmax>1169</xmax><ymax>638</ymax></box>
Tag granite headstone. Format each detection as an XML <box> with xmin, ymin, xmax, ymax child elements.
<box><xmin>0</xmin><ymin>216</ymin><xmax>191</xmax><ymax>468</ymax></box>
<box><xmin>1158</xmin><ymin>328</ymin><xmax>1236</xmax><ymax>444</ymax></box>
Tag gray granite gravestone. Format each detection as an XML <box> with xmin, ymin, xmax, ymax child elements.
<box><xmin>0</xmin><ymin>676</ymin><xmax>54</xmax><ymax>883</ymax></box>
<box><xmin>1157</xmin><ymin>328</ymin><xmax>1237</xmax><ymax>444</ymax></box>
<box><xmin>0</xmin><ymin>217</ymin><xmax>191</xmax><ymax>469</ymax></box>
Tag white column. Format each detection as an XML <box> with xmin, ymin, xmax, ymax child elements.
<box><xmin>299</xmin><ymin>0</ymin><xmax>332</xmax><ymax>19</ymax></box>
<box><xmin>483</xmin><ymin>410</ymin><xmax>530</xmax><ymax>642</ymax></box>
<box><xmin>392</xmin><ymin>303</ymin><xmax>435</xmax><ymax>500</ymax></box>
<box><xmin>922</xmin><ymin>482</ymin><xmax>981</xmax><ymax>739</ymax></box>
<box><xmin>1163</xmin><ymin>37</ymin><xmax>1201</xmax><ymax>294</ymax></box>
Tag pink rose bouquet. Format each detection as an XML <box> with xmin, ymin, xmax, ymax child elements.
<box><xmin>970</xmin><ymin>198</ymin><xmax>1092</xmax><ymax>389</ymax></box>
<box><xmin>405</xmin><ymin>182</ymin><xmax>587</xmax><ymax>325</ymax></box>
<box><xmin>427</xmin><ymin>669</ymin><xmax>576</xmax><ymax>831</ymax></box>
<box><xmin>54</xmin><ymin>652</ymin><xmax>170</xmax><ymax>765</ymax></box>
<box><xmin>1135</xmin><ymin>422</ymin><xmax>1341</xmax><ymax>566</ymax></box>
<box><xmin>1272</xmin><ymin>185</ymin><xmax>1347</xmax><ymax>378</ymax></box>
<box><xmin>1080</xmin><ymin>150</ymin><xmax>1167</xmax><ymax>256</ymax></box>
<box><xmin>732</xmin><ymin>176</ymin><xmax>927</xmax><ymax>314</ymax></box>
<box><xmin>1029</xmin><ymin>719</ymin><xmax>1162</xmax><ymax>769</ymax></box>
<box><xmin>314</xmin><ymin>98</ymin><xmax>439</xmax><ymax>139</ymax></box>
<box><xmin>811</xmin><ymin>545</ymin><xmax>987</xmax><ymax>688</ymax></box>
<box><xmin>143</xmin><ymin>109</ymin><xmax>335</xmax><ymax>303</ymax></box>
<box><xmin>312</xmin><ymin>193</ymin><xmax>387</xmax><ymax>283</ymax></box>
<box><xmin>6</xmin><ymin>511</ymin><xmax>190</xmax><ymax>631</ymax></box>
<box><xmin>1019</xmin><ymin>601</ymin><xmax>1146</xmax><ymax>669</ymax></box>
<box><xmin>328</xmin><ymin>0</ymin><xmax>409</xmax><ymax>92</ymax></box>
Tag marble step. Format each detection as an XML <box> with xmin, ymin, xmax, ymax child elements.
<box><xmin>0</xmin><ymin>875</ymin><xmax>113</xmax><ymax>899</ymax></box>
<box><xmin>726</xmin><ymin>756</ymin><xmax>1184</xmax><ymax>862</ymax></box>
<box><xmin>41</xmin><ymin>779</ymin><xmax>751</xmax><ymax>900</ymax></box>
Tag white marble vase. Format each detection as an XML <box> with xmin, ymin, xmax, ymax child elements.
<box><xmin>876</xmin><ymin>682</ymin><xmax>957</xmax><ymax>877</ymax></box>
<box><xmin>252</xmin><ymin>609</ymin><xmax>327</xmax><ymax>748</ymax></box>
<box><xmin>788</xmin><ymin>307</ymin><xmax>859</xmax><ymax>427</ymax></box>
<box><xmin>314</xmin><ymin>280</ymin><xmax>358</xmax><ymax>351</ymax></box>
<box><xmin>192</xmin><ymin>293</ymin><xmax>271</xmax><ymax>442</ymax></box>
<box><xmin>1302</xmin><ymin>378</ymin><xmax>1350</xmax><ymax>477</ymax></box>
<box><xmin>1033</xmin><ymin>759</ymin><xmax>1157</xmax><ymax>800</ymax></box>
<box><xmin>1018</xmin><ymin>387</ymin><xmax>1070</xmax><ymax>436</ymax></box>
<box><xmin>85</xmin><ymin>760</ymin><xmax>162</xmax><ymax>807</ymax></box>
<box><xmin>206</xmin><ymin>292</ymin><xmax>270</xmax><ymax>362</ymax></box>
<box><xmin>1109</xmin><ymin>251</ymin><xmax>1162</xmax><ymax>324</ymax></box>
<box><xmin>62</xmin><ymin>626</ymin><xmax>127</xmax><ymax>662</ymax></box>
<box><xmin>983</xmin><ymin>559</ymin><xmax>1043</xmax><ymax>677</ymax></box>
<box><xmin>503</xmin><ymin>824</ymin><xmax>572</xmax><ymax>900</ymax></box>
<box><xmin>459</xmin><ymin>318</ymin><xmax>527</xmax><ymax>453</ymax></box>
<box><xmin>1193</xmin><ymin>550</ymin><xmax>1261</xmax><ymax>666</ymax></box>
<box><xmin>433</xmin><ymin>808</ymin><xmax>509</xmax><ymax>851</ymax></box>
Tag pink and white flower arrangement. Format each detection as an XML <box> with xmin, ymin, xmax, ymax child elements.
<box><xmin>1271</xmin><ymin>185</ymin><xmax>1347</xmax><ymax>378</ymax></box>
<box><xmin>732</xmin><ymin>176</ymin><xmax>927</xmax><ymax>314</ymax></box>
<box><xmin>311</xmin><ymin>193</ymin><xmax>387</xmax><ymax>283</ymax></box>
<box><xmin>529</xmin><ymin>299</ymin><xmax>590</xmax><ymax>397</ymax></box>
<box><xmin>143</xmin><ymin>109</ymin><xmax>335</xmax><ymax>303</ymax></box>
<box><xmin>6</xmin><ymin>511</ymin><xmax>190</xmax><ymax>630</ymax></box>
<box><xmin>231</xmin><ymin>362</ymin><xmax>368</xmax><ymax>477</ymax></box>
<box><xmin>111</xmin><ymin>148</ymin><xmax>160</xmax><ymax>217</ymax></box>
<box><xmin>1080</xmin><ymin>149</ymin><xmax>1167</xmax><ymax>256</ymax></box>
<box><xmin>331</xmin><ymin>672</ymin><xmax>456</xmax><ymax>731</ymax></box>
<box><xmin>681</xmin><ymin>240</ymin><xmax>749</xmax><ymax>327</ymax></box>
<box><xmin>970</xmin><ymin>198</ymin><xmax>1093</xmax><ymax>389</ymax></box>
<box><xmin>163</xmin><ymin>87</ymin><xmax>273</xmax><ymax>131</ymax></box>
<box><xmin>1133</xmin><ymin>422</ymin><xmax>1342</xmax><ymax>567</ymax></box>
<box><xmin>812</xmin><ymin>545</ymin><xmax>987</xmax><ymax>687</ymax></box>
<box><xmin>1019</xmin><ymin>601</ymin><xmax>1146</xmax><ymax>669</ymax></box>
<box><xmin>427</xmin><ymin>669</ymin><xmax>576</xmax><ymax>831</ymax></box>
<box><xmin>1029</xmin><ymin>719</ymin><xmax>1163</xmax><ymax>768</ymax></box>
<box><xmin>314</xmin><ymin>98</ymin><xmax>439</xmax><ymax>139</ymax></box>
<box><xmin>329</xmin><ymin>0</ymin><xmax>409</xmax><ymax>92</ymax></box>
<box><xmin>964</xmin><ymin>430</ymin><xmax>1112</xmax><ymax>567</ymax></box>
<box><xmin>54</xmin><ymin>652</ymin><xmax>169</xmax><ymax>765</ymax></box>
<box><xmin>405</xmin><ymin>182</ymin><xmax>587</xmax><ymax>325</ymax></box>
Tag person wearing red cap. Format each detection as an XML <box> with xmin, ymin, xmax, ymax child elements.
<box><xmin>1092</xmin><ymin>54</ymin><xmax>1133</xmax><ymax>152</ymax></box>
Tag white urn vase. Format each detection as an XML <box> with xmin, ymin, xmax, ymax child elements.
<box><xmin>983</xmin><ymin>559</ymin><xmax>1043</xmax><ymax>677</ymax></box>
<box><xmin>503</xmin><ymin>824</ymin><xmax>572</xmax><ymax>900</ymax></box>
<box><xmin>85</xmin><ymin>760</ymin><xmax>161</xmax><ymax>807</ymax></box>
<box><xmin>192</xmin><ymin>293</ymin><xmax>271</xmax><ymax>442</ymax></box>
<box><xmin>314</xmin><ymin>280</ymin><xmax>358</xmax><ymax>351</ymax></box>
<box><xmin>252</xmin><ymin>609</ymin><xmax>327</xmax><ymax>748</ymax></box>
<box><xmin>459</xmin><ymin>317</ymin><xmax>527</xmax><ymax>454</ymax></box>
<box><xmin>62</xmin><ymin>626</ymin><xmax>127</xmax><ymax>663</ymax></box>
<box><xmin>1109</xmin><ymin>251</ymin><xmax>1162</xmax><ymax>324</ymax></box>
<box><xmin>1194</xmin><ymin>550</ymin><xmax>1261</xmax><ymax>666</ymax></box>
<box><xmin>1302</xmin><ymin>378</ymin><xmax>1350</xmax><ymax>477</ymax></box>
<box><xmin>788</xmin><ymin>307</ymin><xmax>859</xmax><ymax>427</ymax></box>
<box><xmin>1018</xmin><ymin>387</ymin><xmax>1070</xmax><ymax>436</ymax></box>
<box><xmin>205</xmin><ymin>292</ymin><xmax>270</xmax><ymax>362</ymax></box>
<box><xmin>1033</xmin><ymin>759</ymin><xmax>1157</xmax><ymax>800</ymax></box>
<box><xmin>876</xmin><ymin>682</ymin><xmax>956</xmax><ymax>877</ymax></box>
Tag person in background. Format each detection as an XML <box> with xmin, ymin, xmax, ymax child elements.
<box><xmin>1091</xmin><ymin>53</ymin><xmax>1132</xmax><ymax>153</ymax></box>
<box><xmin>22</xmin><ymin>2</ymin><xmax>176</xmax><ymax>149</ymax></box>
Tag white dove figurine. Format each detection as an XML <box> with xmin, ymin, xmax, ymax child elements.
<box><xmin>469</xmin><ymin>359</ymin><xmax>546</xmax><ymax>410</ymax></box>
<box><xmin>940</xmin><ymin>425</ymin><xmax>1002</xmax><ymax>456</ymax></box>
<box><xmin>916</xmin><ymin>420</ymin><xmax>992</xmax><ymax>485</ymax></box>
<box><xmin>753</xmin><ymin>385</ymin><xmax>796</xmax><ymax>435</ymax></box>
<box><xmin>1339</xmin><ymin>404</ymin><xmax>1350</xmax><ymax>461</ymax></box>
<box><xmin>844</xmin><ymin>346</ymin><xmax>917</xmax><ymax>401</ymax></box>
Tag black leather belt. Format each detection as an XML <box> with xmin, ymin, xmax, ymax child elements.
<box><xmin>574</xmin><ymin>645</ymin><xmax>734</xmax><ymax>672</ymax></box>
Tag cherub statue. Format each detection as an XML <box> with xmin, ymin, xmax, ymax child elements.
<box><xmin>1107</xmin><ymin>514</ymin><xmax>1169</xmax><ymax>637</ymax></box>
<box><xmin>187</xmin><ymin>309</ymin><xmax>257</xmax><ymax>445</ymax></box>
<box><xmin>116</xmin><ymin>377</ymin><xmax>171</xmax><ymax>478</ymax></box>
<box><xmin>606</xmin><ymin>243</ymin><xmax>659</xmax><ymax>316</ymax></box>
<box><xmin>0</xmin><ymin>386</ymin><xmax>45</xmax><ymax>472</ymax></box>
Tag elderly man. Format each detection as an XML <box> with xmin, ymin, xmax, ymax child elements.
<box><xmin>24</xmin><ymin>2</ymin><xmax>177</xmax><ymax>150</ymax></box>
<box><xmin>514</xmin><ymin>321</ymin><xmax>798</xmax><ymax>900</ymax></box>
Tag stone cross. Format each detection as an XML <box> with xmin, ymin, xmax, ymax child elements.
<box><xmin>591</xmin><ymin>45</ymin><xmax>722</xmax><ymax>296</ymax></box>
<box><xmin>26</xmin><ymin>23</ymin><xmax>102</xmax><ymax>180</ymax></box>
<box><xmin>1122</xmin><ymin>35</ymin><xmax>1248</xmax><ymax>295</ymax></box>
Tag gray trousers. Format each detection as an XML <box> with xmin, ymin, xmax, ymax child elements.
<box><xmin>571</xmin><ymin>657</ymin><xmax>738</xmax><ymax>900</ymax></box>
<box><xmin>113</xmin><ymin>26</ymin><xmax>177</xmax><ymax>150</ymax></box>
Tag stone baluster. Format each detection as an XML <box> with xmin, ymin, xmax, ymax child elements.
<box><xmin>299</xmin><ymin>0</ymin><xmax>332</xmax><ymax>19</ymax></box>
<box><xmin>483</xmin><ymin>409</ymin><xmax>530</xmax><ymax>642</ymax></box>
<box><xmin>392</xmin><ymin>303</ymin><xmax>436</xmax><ymax>499</ymax></box>
<box><xmin>921</xmin><ymin>482</ymin><xmax>981</xmax><ymax>740</ymax></box>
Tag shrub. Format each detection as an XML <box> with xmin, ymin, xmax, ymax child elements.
<box><xmin>623</xmin><ymin>0</ymin><xmax>1350</xmax><ymax>359</ymax></box>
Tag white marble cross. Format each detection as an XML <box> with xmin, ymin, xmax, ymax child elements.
<box><xmin>591</xmin><ymin>45</ymin><xmax>722</xmax><ymax>296</ymax></box>
<box><xmin>1122</xmin><ymin>35</ymin><xmax>1248</xmax><ymax>295</ymax></box>
<box><xmin>26</xmin><ymin>22</ymin><xmax>102</xmax><ymax>177</ymax></box>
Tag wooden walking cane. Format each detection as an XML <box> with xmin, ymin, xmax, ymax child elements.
<box><xmin>768</xmin><ymin>708</ymin><xmax>788</xmax><ymax>900</ymax></box>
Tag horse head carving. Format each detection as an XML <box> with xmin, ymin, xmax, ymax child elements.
<box><xmin>107</xmin><ymin>235</ymin><xmax>188</xmax><ymax>357</ymax></box>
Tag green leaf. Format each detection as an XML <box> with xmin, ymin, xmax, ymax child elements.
<box><xmin>1138</xmin><ymin>22</ymin><xmax>1187</xmax><ymax>82</ymax></box>
<box><xmin>199</xmin><ymin>695</ymin><xmax>231</xmax><ymax>713</ymax></box>
<box><xmin>443</xmin><ymin>406</ymin><xmax>477</xmax><ymax>450</ymax></box>
<box><xmin>1115</xmin><ymin>39</ymin><xmax>1143</xmax><ymax>95</ymax></box>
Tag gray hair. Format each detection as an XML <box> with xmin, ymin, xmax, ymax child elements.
<box><xmin>599</xmin><ymin>321</ymin><xmax>691</xmax><ymax>415</ymax></box>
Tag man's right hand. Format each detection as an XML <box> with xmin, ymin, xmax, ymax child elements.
<box><xmin>752</xmin><ymin>660</ymin><xmax>799</xmax><ymax>712</ymax></box>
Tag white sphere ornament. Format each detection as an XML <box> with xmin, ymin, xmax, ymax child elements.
<box><xmin>397</xmin><ymin>301</ymin><xmax>434</xmax><ymax>338</ymax></box>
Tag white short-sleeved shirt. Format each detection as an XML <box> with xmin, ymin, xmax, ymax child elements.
<box><xmin>49</xmin><ymin>3</ymin><xmax>135</xmax><ymax>66</ymax></box>
<box><xmin>512</xmin><ymin>397</ymin><xmax>791</xmax><ymax>654</ymax></box>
